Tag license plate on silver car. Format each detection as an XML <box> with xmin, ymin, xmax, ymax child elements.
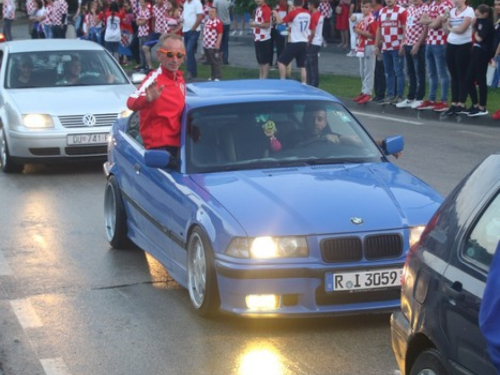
<box><xmin>325</xmin><ymin>268</ymin><xmax>402</xmax><ymax>292</ymax></box>
<box><xmin>67</xmin><ymin>133</ymin><xmax>109</xmax><ymax>145</ymax></box>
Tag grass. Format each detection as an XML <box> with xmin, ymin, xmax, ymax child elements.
<box><xmin>195</xmin><ymin>64</ymin><xmax>500</xmax><ymax>115</ymax></box>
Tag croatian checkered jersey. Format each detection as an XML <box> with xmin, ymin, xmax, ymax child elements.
<box><xmin>26</xmin><ymin>0</ymin><xmax>36</xmax><ymax>16</ymax></box>
<box><xmin>318</xmin><ymin>1</ymin><xmax>332</xmax><ymax>18</ymax></box>
<box><xmin>356</xmin><ymin>13</ymin><xmax>377</xmax><ymax>51</ymax></box>
<box><xmin>52</xmin><ymin>0</ymin><xmax>68</xmax><ymax>26</ymax></box>
<box><xmin>43</xmin><ymin>3</ymin><xmax>54</xmax><ymax>25</ymax></box>
<box><xmin>253</xmin><ymin>3</ymin><xmax>272</xmax><ymax>42</ymax></box>
<box><xmin>137</xmin><ymin>5</ymin><xmax>152</xmax><ymax>37</ymax></box>
<box><xmin>378</xmin><ymin>5</ymin><xmax>407</xmax><ymax>51</ymax></box>
<box><xmin>425</xmin><ymin>0</ymin><xmax>452</xmax><ymax>45</ymax></box>
<box><xmin>202</xmin><ymin>2</ymin><xmax>212</xmax><ymax>23</ymax></box>
<box><xmin>404</xmin><ymin>2</ymin><xmax>427</xmax><ymax>45</ymax></box>
<box><xmin>153</xmin><ymin>3</ymin><xmax>168</xmax><ymax>33</ymax></box>
<box><xmin>282</xmin><ymin>8</ymin><xmax>311</xmax><ymax>43</ymax></box>
<box><xmin>3</xmin><ymin>0</ymin><xmax>15</xmax><ymax>19</ymax></box>
<box><xmin>203</xmin><ymin>17</ymin><xmax>222</xmax><ymax>48</ymax></box>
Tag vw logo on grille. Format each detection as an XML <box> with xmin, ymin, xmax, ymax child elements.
<box><xmin>351</xmin><ymin>217</ymin><xmax>364</xmax><ymax>225</ymax></box>
<box><xmin>82</xmin><ymin>114</ymin><xmax>97</xmax><ymax>126</ymax></box>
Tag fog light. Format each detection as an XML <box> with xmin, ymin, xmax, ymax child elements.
<box><xmin>245</xmin><ymin>294</ymin><xmax>280</xmax><ymax>310</ymax></box>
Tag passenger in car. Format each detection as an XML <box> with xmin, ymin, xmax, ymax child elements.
<box><xmin>12</xmin><ymin>56</ymin><xmax>36</xmax><ymax>88</ymax></box>
<box><xmin>57</xmin><ymin>56</ymin><xmax>115</xmax><ymax>85</ymax></box>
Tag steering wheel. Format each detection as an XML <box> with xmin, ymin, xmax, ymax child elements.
<box><xmin>296</xmin><ymin>137</ymin><xmax>332</xmax><ymax>148</ymax></box>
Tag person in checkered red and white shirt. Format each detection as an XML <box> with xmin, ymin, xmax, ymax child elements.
<box><xmin>395</xmin><ymin>0</ymin><xmax>428</xmax><ymax>109</ymax></box>
<box><xmin>2</xmin><ymin>0</ymin><xmax>15</xmax><ymax>41</ymax></box>
<box><xmin>374</xmin><ymin>0</ymin><xmax>407</xmax><ymax>105</ymax></box>
<box><xmin>203</xmin><ymin>6</ymin><xmax>223</xmax><ymax>80</ymax></box>
<box><xmin>250</xmin><ymin>0</ymin><xmax>272</xmax><ymax>79</ymax></box>
<box><xmin>417</xmin><ymin>0</ymin><xmax>452</xmax><ymax>112</ymax></box>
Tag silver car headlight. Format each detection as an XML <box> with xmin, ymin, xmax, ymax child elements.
<box><xmin>23</xmin><ymin>114</ymin><xmax>54</xmax><ymax>129</ymax></box>
<box><xmin>226</xmin><ymin>236</ymin><xmax>309</xmax><ymax>259</ymax></box>
<box><xmin>409</xmin><ymin>225</ymin><xmax>426</xmax><ymax>248</ymax></box>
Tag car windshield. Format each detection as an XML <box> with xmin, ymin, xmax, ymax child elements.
<box><xmin>185</xmin><ymin>100</ymin><xmax>383</xmax><ymax>174</ymax></box>
<box><xmin>6</xmin><ymin>50</ymin><xmax>129</xmax><ymax>89</ymax></box>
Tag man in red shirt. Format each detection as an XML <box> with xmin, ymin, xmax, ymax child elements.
<box><xmin>127</xmin><ymin>34</ymin><xmax>186</xmax><ymax>158</ymax></box>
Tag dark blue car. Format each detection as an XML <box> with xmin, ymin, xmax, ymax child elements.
<box><xmin>103</xmin><ymin>79</ymin><xmax>443</xmax><ymax>317</ymax></box>
<box><xmin>391</xmin><ymin>154</ymin><xmax>500</xmax><ymax>374</ymax></box>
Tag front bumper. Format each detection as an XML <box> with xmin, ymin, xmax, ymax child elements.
<box><xmin>215</xmin><ymin>259</ymin><xmax>402</xmax><ymax>317</ymax></box>
<box><xmin>8</xmin><ymin>127</ymin><xmax>110</xmax><ymax>161</ymax></box>
<box><xmin>391</xmin><ymin>310</ymin><xmax>411</xmax><ymax>375</ymax></box>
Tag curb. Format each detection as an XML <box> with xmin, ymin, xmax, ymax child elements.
<box><xmin>342</xmin><ymin>98</ymin><xmax>499</xmax><ymax>127</ymax></box>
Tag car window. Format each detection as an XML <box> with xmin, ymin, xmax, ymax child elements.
<box><xmin>185</xmin><ymin>100</ymin><xmax>383</xmax><ymax>174</ymax></box>
<box><xmin>126</xmin><ymin>111</ymin><xmax>143</xmax><ymax>145</ymax></box>
<box><xmin>463</xmin><ymin>192</ymin><xmax>500</xmax><ymax>269</ymax></box>
<box><xmin>6</xmin><ymin>50</ymin><xmax>129</xmax><ymax>88</ymax></box>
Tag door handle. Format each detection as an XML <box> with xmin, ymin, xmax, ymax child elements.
<box><xmin>134</xmin><ymin>163</ymin><xmax>141</xmax><ymax>174</ymax></box>
<box><xmin>443</xmin><ymin>281</ymin><xmax>465</xmax><ymax>304</ymax></box>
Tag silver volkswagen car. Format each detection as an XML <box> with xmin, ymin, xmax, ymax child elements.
<box><xmin>0</xmin><ymin>39</ymin><xmax>138</xmax><ymax>173</ymax></box>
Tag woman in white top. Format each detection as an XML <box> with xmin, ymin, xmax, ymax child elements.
<box><xmin>442</xmin><ymin>0</ymin><xmax>475</xmax><ymax>115</ymax></box>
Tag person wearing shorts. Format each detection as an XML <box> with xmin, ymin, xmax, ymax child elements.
<box><xmin>273</xmin><ymin>0</ymin><xmax>311</xmax><ymax>83</ymax></box>
<box><xmin>250</xmin><ymin>0</ymin><xmax>272</xmax><ymax>79</ymax></box>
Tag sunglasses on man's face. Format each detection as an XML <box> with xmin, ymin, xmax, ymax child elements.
<box><xmin>158</xmin><ymin>48</ymin><xmax>186</xmax><ymax>59</ymax></box>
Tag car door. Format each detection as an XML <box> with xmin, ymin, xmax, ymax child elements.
<box><xmin>439</xmin><ymin>189</ymin><xmax>500</xmax><ymax>375</ymax></box>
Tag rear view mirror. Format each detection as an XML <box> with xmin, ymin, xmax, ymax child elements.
<box><xmin>382</xmin><ymin>136</ymin><xmax>404</xmax><ymax>156</ymax></box>
<box><xmin>144</xmin><ymin>150</ymin><xmax>171</xmax><ymax>168</ymax></box>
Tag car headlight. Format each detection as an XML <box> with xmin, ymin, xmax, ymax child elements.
<box><xmin>409</xmin><ymin>225</ymin><xmax>426</xmax><ymax>248</ymax></box>
<box><xmin>23</xmin><ymin>114</ymin><xmax>54</xmax><ymax>129</ymax></box>
<box><xmin>226</xmin><ymin>236</ymin><xmax>309</xmax><ymax>259</ymax></box>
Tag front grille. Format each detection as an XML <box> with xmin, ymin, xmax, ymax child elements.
<box><xmin>321</xmin><ymin>234</ymin><xmax>403</xmax><ymax>263</ymax></box>
<box><xmin>315</xmin><ymin>286</ymin><xmax>400</xmax><ymax>306</ymax></box>
<box><xmin>59</xmin><ymin>113</ymin><xmax>118</xmax><ymax>128</ymax></box>
<box><xmin>365</xmin><ymin>234</ymin><xmax>403</xmax><ymax>260</ymax></box>
<box><xmin>65</xmin><ymin>145</ymin><xmax>107</xmax><ymax>156</ymax></box>
<box><xmin>321</xmin><ymin>237</ymin><xmax>362</xmax><ymax>263</ymax></box>
<box><xmin>29</xmin><ymin>147</ymin><xmax>60</xmax><ymax>156</ymax></box>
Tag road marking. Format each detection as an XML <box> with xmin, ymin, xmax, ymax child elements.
<box><xmin>9</xmin><ymin>299</ymin><xmax>43</xmax><ymax>328</ymax></box>
<box><xmin>0</xmin><ymin>250</ymin><xmax>12</xmax><ymax>276</ymax></box>
<box><xmin>40</xmin><ymin>358</ymin><xmax>72</xmax><ymax>375</ymax></box>
<box><xmin>351</xmin><ymin>111</ymin><xmax>425</xmax><ymax>125</ymax></box>
<box><xmin>458</xmin><ymin>130</ymin><xmax>498</xmax><ymax>139</ymax></box>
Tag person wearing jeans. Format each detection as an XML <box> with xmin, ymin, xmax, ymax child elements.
<box><xmin>2</xmin><ymin>0</ymin><xmax>15</xmax><ymax>41</ymax></box>
<box><xmin>417</xmin><ymin>0</ymin><xmax>452</xmax><ymax>111</ymax></box>
<box><xmin>374</xmin><ymin>0</ymin><xmax>407</xmax><ymax>105</ymax></box>
<box><xmin>182</xmin><ymin>0</ymin><xmax>204</xmax><ymax>79</ymax></box>
<box><xmin>396</xmin><ymin>0</ymin><xmax>427</xmax><ymax>109</ymax></box>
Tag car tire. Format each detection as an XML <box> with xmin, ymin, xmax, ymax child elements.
<box><xmin>410</xmin><ymin>348</ymin><xmax>450</xmax><ymax>375</ymax></box>
<box><xmin>104</xmin><ymin>175</ymin><xmax>132</xmax><ymax>249</ymax></box>
<box><xmin>0</xmin><ymin>128</ymin><xmax>24</xmax><ymax>173</ymax></box>
<box><xmin>187</xmin><ymin>227</ymin><xmax>220</xmax><ymax>317</ymax></box>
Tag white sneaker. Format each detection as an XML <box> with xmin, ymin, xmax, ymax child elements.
<box><xmin>214</xmin><ymin>78</ymin><xmax>220</xmax><ymax>81</ymax></box>
<box><xmin>410</xmin><ymin>100</ymin><xmax>423</xmax><ymax>109</ymax></box>
<box><xmin>238</xmin><ymin>30</ymin><xmax>243</xmax><ymax>36</ymax></box>
<box><xmin>230</xmin><ymin>30</ymin><xmax>237</xmax><ymax>36</ymax></box>
<box><xmin>346</xmin><ymin>51</ymin><xmax>356</xmax><ymax>57</ymax></box>
<box><xmin>395</xmin><ymin>99</ymin><xmax>414</xmax><ymax>108</ymax></box>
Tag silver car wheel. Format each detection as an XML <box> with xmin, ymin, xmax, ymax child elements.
<box><xmin>188</xmin><ymin>231</ymin><xmax>207</xmax><ymax>309</ymax></box>
<box><xmin>103</xmin><ymin>175</ymin><xmax>131</xmax><ymax>249</ymax></box>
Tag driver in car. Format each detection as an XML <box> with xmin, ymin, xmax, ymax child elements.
<box><xmin>57</xmin><ymin>57</ymin><xmax>115</xmax><ymax>85</ymax></box>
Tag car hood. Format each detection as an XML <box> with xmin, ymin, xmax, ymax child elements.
<box><xmin>190</xmin><ymin>163</ymin><xmax>443</xmax><ymax>237</ymax></box>
<box><xmin>8</xmin><ymin>85</ymin><xmax>134</xmax><ymax>115</ymax></box>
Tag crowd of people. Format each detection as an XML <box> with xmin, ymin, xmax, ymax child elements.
<box><xmin>4</xmin><ymin>0</ymin><xmax>500</xmax><ymax>118</ymax></box>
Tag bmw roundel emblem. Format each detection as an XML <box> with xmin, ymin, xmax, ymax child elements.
<box><xmin>351</xmin><ymin>217</ymin><xmax>364</xmax><ymax>225</ymax></box>
<box><xmin>83</xmin><ymin>113</ymin><xmax>97</xmax><ymax>126</ymax></box>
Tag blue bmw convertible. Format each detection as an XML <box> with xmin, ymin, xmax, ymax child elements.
<box><xmin>103</xmin><ymin>79</ymin><xmax>443</xmax><ymax>318</ymax></box>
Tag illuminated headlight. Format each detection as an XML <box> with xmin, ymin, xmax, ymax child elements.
<box><xmin>409</xmin><ymin>225</ymin><xmax>426</xmax><ymax>248</ymax></box>
<box><xmin>226</xmin><ymin>236</ymin><xmax>308</xmax><ymax>259</ymax></box>
<box><xmin>23</xmin><ymin>114</ymin><xmax>54</xmax><ymax>129</ymax></box>
<box><xmin>118</xmin><ymin>109</ymin><xmax>133</xmax><ymax>119</ymax></box>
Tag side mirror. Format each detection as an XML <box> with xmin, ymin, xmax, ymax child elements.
<box><xmin>130</xmin><ymin>72</ymin><xmax>146</xmax><ymax>85</ymax></box>
<box><xmin>382</xmin><ymin>135</ymin><xmax>404</xmax><ymax>156</ymax></box>
<box><xmin>144</xmin><ymin>150</ymin><xmax>171</xmax><ymax>168</ymax></box>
